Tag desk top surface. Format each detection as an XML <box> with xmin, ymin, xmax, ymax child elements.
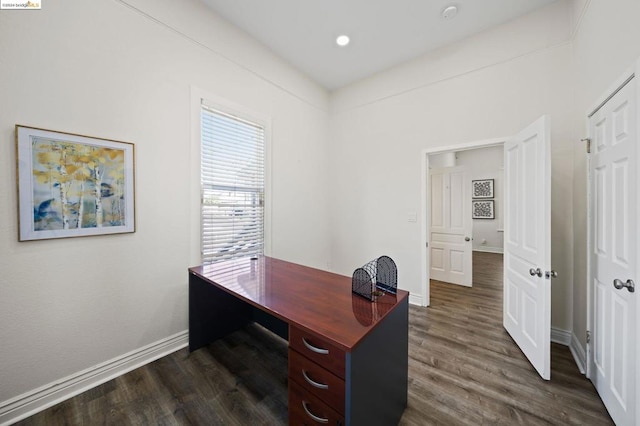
<box><xmin>189</xmin><ymin>256</ymin><xmax>409</xmax><ymax>351</ymax></box>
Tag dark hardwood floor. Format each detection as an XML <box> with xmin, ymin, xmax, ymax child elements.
<box><xmin>16</xmin><ymin>252</ymin><xmax>612</xmax><ymax>425</ymax></box>
<box><xmin>398</xmin><ymin>252</ymin><xmax>612</xmax><ymax>425</ymax></box>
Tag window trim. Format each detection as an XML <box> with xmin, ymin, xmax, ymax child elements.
<box><xmin>190</xmin><ymin>86</ymin><xmax>272</xmax><ymax>266</ymax></box>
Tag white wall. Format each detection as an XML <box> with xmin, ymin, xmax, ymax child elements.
<box><xmin>0</xmin><ymin>0</ymin><xmax>330</xmax><ymax>409</ymax></box>
<box><xmin>570</xmin><ymin>0</ymin><xmax>640</xmax><ymax>348</ymax></box>
<box><xmin>328</xmin><ymin>1</ymin><xmax>575</xmax><ymax>329</ymax></box>
<box><xmin>456</xmin><ymin>146</ymin><xmax>504</xmax><ymax>252</ymax></box>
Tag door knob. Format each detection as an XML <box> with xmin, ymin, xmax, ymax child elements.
<box><xmin>529</xmin><ymin>268</ymin><xmax>542</xmax><ymax>277</ymax></box>
<box><xmin>613</xmin><ymin>278</ymin><xmax>635</xmax><ymax>293</ymax></box>
<box><xmin>465</xmin><ymin>237</ymin><xmax>471</xmax><ymax>242</ymax></box>
<box><xmin>545</xmin><ymin>270</ymin><xmax>558</xmax><ymax>279</ymax></box>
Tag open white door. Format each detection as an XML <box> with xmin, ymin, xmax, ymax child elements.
<box><xmin>588</xmin><ymin>75</ymin><xmax>636</xmax><ymax>426</ymax></box>
<box><xmin>430</xmin><ymin>166</ymin><xmax>473</xmax><ymax>287</ymax></box>
<box><xmin>503</xmin><ymin>116</ymin><xmax>551</xmax><ymax>380</ymax></box>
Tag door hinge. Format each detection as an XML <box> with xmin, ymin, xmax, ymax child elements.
<box><xmin>586</xmin><ymin>330</ymin><xmax>591</xmax><ymax>344</ymax></box>
<box><xmin>426</xmin><ymin>242</ymin><xmax>429</xmax><ymax>248</ymax></box>
<box><xmin>581</xmin><ymin>138</ymin><xmax>591</xmax><ymax>154</ymax></box>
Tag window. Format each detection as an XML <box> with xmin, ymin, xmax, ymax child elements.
<box><xmin>200</xmin><ymin>103</ymin><xmax>265</xmax><ymax>264</ymax></box>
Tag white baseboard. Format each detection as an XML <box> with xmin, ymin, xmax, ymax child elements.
<box><xmin>569</xmin><ymin>332</ymin><xmax>587</xmax><ymax>374</ymax></box>
<box><xmin>0</xmin><ymin>330</ymin><xmax>188</xmax><ymax>426</ymax></box>
<box><xmin>550</xmin><ymin>327</ymin><xmax>586</xmax><ymax>375</ymax></box>
<box><xmin>409</xmin><ymin>293</ymin><xmax>423</xmax><ymax>306</ymax></box>
<box><xmin>473</xmin><ymin>247</ymin><xmax>504</xmax><ymax>254</ymax></box>
<box><xmin>551</xmin><ymin>327</ymin><xmax>572</xmax><ymax>345</ymax></box>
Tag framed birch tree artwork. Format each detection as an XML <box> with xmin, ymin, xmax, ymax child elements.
<box><xmin>16</xmin><ymin>125</ymin><xmax>135</xmax><ymax>241</ymax></box>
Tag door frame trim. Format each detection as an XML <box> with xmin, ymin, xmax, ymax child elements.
<box><xmin>421</xmin><ymin>138</ymin><xmax>506</xmax><ymax>306</ymax></box>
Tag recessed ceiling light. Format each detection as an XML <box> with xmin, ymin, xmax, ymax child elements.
<box><xmin>336</xmin><ymin>35</ymin><xmax>350</xmax><ymax>47</ymax></box>
<box><xmin>442</xmin><ymin>5</ymin><xmax>458</xmax><ymax>20</ymax></box>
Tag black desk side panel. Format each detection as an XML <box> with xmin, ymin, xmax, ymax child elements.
<box><xmin>189</xmin><ymin>272</ymin><xmax>289</xmax><ymax>352</ymax></box>
<box><xmin>346</xmin><ymin>297</ymin><xmax>409</xmax><ymax>425</ymax></box>
<box><xmin>251</xmin><ymin>307</ymin><xmax>289</xmax><ymax>341</ymax></box>
<box><xmin>189</xmin><ymin>272</ymin><xmax>252</xmax><ymax>352</ymax></box>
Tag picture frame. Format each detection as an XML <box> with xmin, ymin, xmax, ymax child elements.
<box><xmin>472</xmin><ymin>200</ymin><xmax>495</xmax><ymax>219</ymax></box>
<box><xmin>16</xmin><ymin>125</ymin><xmax>135</xmax><ymax>241</ymax></box>
<box><xmin>472</xmin><ymin>179</ymin><xmax>494</xmax><ymax>198</ymax></box>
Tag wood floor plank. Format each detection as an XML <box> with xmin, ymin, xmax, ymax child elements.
<box><xmin>15</xmin><ymin>252</ymin><xmax>612</xmax><ymax>425</ymax></box>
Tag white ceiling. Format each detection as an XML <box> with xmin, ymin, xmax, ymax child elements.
<box><xmin>200</xmin><ymin>0</ymin><xmax>559</xmax><ymax>91</ymax></box>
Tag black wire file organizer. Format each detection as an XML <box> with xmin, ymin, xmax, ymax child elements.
<box><xmin>352</xmin><ymin>255</ymin><xmax>397</xmax><ymax>301</ymax></box>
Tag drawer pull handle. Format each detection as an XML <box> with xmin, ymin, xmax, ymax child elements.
<box><xmin>302</xmin><ymin>370</ymin><xmax>329</xmax><ymax>390</ymax></box>
<box><xmin>302</xmin><ymin>337</ymin><xmax>329</xmax><ymax>355</ymax></box>
<box><xmin>302</xmin><ymin>401</ymin><xmax>329</xmax><ymax>424</ymax></box>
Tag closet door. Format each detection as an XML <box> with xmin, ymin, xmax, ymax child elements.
<box><xmin>589</xmin><ymin>76</ymin><xmax>637</xmax><ymax>426</ymax></box>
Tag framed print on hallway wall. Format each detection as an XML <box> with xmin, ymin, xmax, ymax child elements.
<box><xmin>16</xmin><ymin>125</ymin><xmax>136</xmax><ymax>241</ymax></box>
<box><xmin>471</xmin><ymin>179</ymin><xmax>494</xmax><ymax>198</ymax></box>
<box><xmin>472</xmin><ymin>200</ymin><xmax>495</xmax><ymax>219</ymax></box>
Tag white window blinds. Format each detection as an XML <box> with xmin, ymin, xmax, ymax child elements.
<box><xmin>201</xmin><ymin>103</ymin><xmax>265</xmax><ymax>264</ymax></box>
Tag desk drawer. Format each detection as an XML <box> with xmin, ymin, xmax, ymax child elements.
<box><xmin>289</xmin><ymin>348</ymin><xmax>345</xmax><ymax>413</ymax></box>
<box><xmin>289</xmin><ymin>380</ymin><xmax>344</xmax><ymax>426</ymax></box>
<box><xmin>289</xmin><ymin>326</ymin><xmax>345</xmax><ymax>379</ymax></box>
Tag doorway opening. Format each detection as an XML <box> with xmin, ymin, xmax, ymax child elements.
<box><xmin>420</xmin><ymin>138</ymin><xmax>506</xmax><ymax>307</ymax></box>
<box><xmin>422</xmin><ymin>117</ymin><xmax>553</xmax><ymax>380</ymax></box>
<box><xmin>426</xmin><ymin>145</ymin><xmax>505</xmax><ymax>326</ymax></box>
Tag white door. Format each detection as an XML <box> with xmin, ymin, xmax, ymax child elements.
<box><xmin>503</xmin><ymin>116</ymin><xmax>551</xmax><ymax>380</ymax></box>
<box><xmin>589</xmin><ymin>77</ymin><xmax>637</xmax><ymax>426</ymax></box>
<box><xmin>429</xmin><ymin>166</ymin><xmax>472</xmax><ymax>287</ymax></box>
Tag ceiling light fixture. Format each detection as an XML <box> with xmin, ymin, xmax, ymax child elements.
<box><xmin>442</xmin><ymin>5</ymin><xmax>458</xmax><ymax>20</ymax></box>
<box><xmin>336</xmin><ymin>35</ymin><xmax>350</xmax><ymax>47</ymax></box>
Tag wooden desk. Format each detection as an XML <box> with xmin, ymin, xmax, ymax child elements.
<box><xmin>189</xmin><ymin>256</ymin><xmax>409</xmax><ymax>425</ymax></box>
